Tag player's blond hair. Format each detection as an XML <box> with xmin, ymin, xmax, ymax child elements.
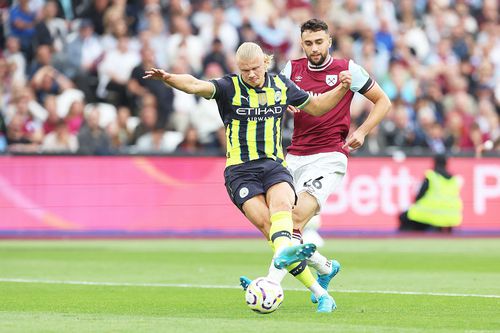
<box><xmin>236</xmin><ymin>42</ymin><xmax>273</xmax><ymax>70</ymax></box>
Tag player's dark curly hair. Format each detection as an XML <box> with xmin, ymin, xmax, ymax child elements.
<box><xmin>300</xmin><ymin>19</ymin><xmax>329</xmax><ymax>34</ymax></box>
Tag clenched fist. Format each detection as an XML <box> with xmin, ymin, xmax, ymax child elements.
<box><xmin>339</xmin><ymin>70</ymin><xmax>352</xmax><ymax>89</ymax></box>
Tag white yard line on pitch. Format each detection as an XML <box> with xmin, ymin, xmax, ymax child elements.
<box><xmin>1</xmin><ymin>278</ymin><xmax>499</xmax><ymax>299</ymax></box>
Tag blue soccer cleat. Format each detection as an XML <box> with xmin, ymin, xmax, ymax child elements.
<box><xmin>240</xmin><ymin>276</ymin><xmax>252</xmax><ymax>291</ymax></box>
<box><xmin>311</xmin><ymin>259</ymin><xmax>341</xmax><ymax>303</ymax></box>
<box><xmin>317</xmin><ymin>294</ymin><xmax>336</xmax><ymax>313</ymax></box>
<box><xmin>273</xmin><ymin>243</ymin><xmax>317</xmax><ymax>269</ymax></box>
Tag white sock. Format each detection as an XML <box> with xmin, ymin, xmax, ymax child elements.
<box><xmin>309</xmin><ymin>281</ymin><xmax>328</xmax><ymax>299</ymax></box>
<box><xmin>308</xmin><ymin>252</ymin><xmax>333</xmax><ymax>275</ymax></box>
<box><xmin>266</xmin><ymin>259</ymin><xmax>288</xmax><ymax>283</ymax></box>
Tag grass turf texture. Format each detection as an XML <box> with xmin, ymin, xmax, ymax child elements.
<box><xmin>0</xmin><ymin>239</ymin><xmax>499</xmax><ymax>333</ymax></box>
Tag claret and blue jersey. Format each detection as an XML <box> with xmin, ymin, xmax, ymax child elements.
<box><xmin>209</xmin><ymin>73</ymin><xmax>310</xmax><ymax>167</ymax></box>
<box><xmin>281</xmin><ymin>58</ymin><xmax>374</xmax><ymax>156</ymax></box>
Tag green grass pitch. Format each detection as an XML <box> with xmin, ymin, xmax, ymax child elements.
<box><xmin>1</xmin><ymin>238</ymin><xmax>499</xmax><ymax>332</ymax></box>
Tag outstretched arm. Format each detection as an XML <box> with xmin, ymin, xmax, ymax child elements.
<box><xmin>300</xmin><ymin>71</ymin><xmax>352</xmax><ymax>116</ymax></box>
<box><xmin>143</xmin><ymin>68</ymin><xmax>215</xmax><ymax>99</ymax></box>
<box><xmin>343</xmin><ymin>82</ymin><xmax>391</xmax><ymax>150</ymax></box>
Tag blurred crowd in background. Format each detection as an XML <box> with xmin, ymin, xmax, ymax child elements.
<box><xmin>0</xmin><ymin>0</ymin><xmax>498</xmax><ymax>156</ymax></box>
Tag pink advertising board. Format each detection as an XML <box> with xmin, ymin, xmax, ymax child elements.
<box><xmin>0</xmin><ymin>156</ymin><xmax>498</xmax><ymax>236</ymax></box>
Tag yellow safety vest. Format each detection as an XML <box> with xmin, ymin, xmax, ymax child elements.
<box><xmin>407</xmin><ymin>170</ymin><xmax>463</xmax><ymax>227</ymax></box>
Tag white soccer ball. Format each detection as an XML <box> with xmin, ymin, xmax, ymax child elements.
<box><xmin>245</xmin><ymin>277</ymin><xmax>284</xmax><ymax>314</ymax></box>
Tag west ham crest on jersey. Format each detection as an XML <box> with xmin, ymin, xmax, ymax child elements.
<box><xmin>326</xmin><ymin>75</ymin><xmax>337</xmax><ymax>87</ymax></box>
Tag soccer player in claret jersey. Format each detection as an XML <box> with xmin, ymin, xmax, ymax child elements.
<box><xmin>284</xmin><ymin>19</ymin><xmax>391</xmax><ymax>304</ymax></box>
<box><xmin>144</xmin><ymin>42</ymin><xmax>352</xmax><ymax>313</ymax></box>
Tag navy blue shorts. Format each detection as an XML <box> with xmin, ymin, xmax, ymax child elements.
<box><xmin>224</xmin><ymin>158</ymin><xmax>296</xmax><ymax>211</ymax></box>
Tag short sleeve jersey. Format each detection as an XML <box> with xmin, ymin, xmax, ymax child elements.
<box><xmin>281</xmin><ymin>58</ymin><xmax>374</xmax><ymax>156</ymax></box>
<box><xmin>209</xmin><ymin>73</ymin><xmax>310</xmax><ymax>167</ymax></box>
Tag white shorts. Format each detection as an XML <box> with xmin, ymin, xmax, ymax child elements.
<box><xmin>286</xmin><ymin>152</ymin><xmax>348</xmax><ymax>212</ymax></box>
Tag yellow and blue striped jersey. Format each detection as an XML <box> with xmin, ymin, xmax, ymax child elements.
<box><xmin>209</xmin><ymin>73</ymin><xmax>311</xmax><ymax>167</ymax></box>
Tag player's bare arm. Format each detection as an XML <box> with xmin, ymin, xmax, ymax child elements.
<box><xmin>342</xmin><ymin>82</ymin><xmax>391</xmax><ymax>150</ymax></box>
<box><xmin>301</xmin><ymin>70</ymin><xmax>352</xmax><ymax>117</ymax></box>
<box><xmin>143</xmin><ymin>67</ymin><xmax>215</xmax><ymax>99</ymax></box>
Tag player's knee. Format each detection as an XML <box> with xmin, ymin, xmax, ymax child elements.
<box><xmin>270</xmin><ymin>203</ymin><xmax>293</xmax><ymax>215</ymax></box>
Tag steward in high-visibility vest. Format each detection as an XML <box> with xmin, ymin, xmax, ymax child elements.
<box><xmin>399</xmin><ymin>154</ymin><xmax>463</xmax><ymax>232</ymax></box>
<box><xmin>407</xmin><ymin>170</ymin><xmax>463</xmax><ymax>227</ymax></box>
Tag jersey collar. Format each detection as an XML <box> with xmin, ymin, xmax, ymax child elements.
<box><xmin>307</xmin><ymin>55</ymin><xmax>333</xmax><ymax>71</ymax></box>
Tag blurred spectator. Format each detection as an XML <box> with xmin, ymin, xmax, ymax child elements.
<box><xmin>8</xmin><ymin>0</ymin><xmax>37</xmax><ymax>61</ymax></box>
<box><xmin>361</xmin><ymin>0</ymin><xmax>398</xmax><ymax>33</ymax></box>
<box><xmin>166</xmin><ymin>15</ymin><xmax>204</xmax><ymax>74</ymax></box>
<box><xmin>108</xmin><ymin>106</ymin><xmax>132</xmax><ymax>150</ymax></box>
<box><xmin>4</xmin><ymin>86</ymin><xmax>46</xmax><ymax>131</ymax></box>
<box><xmin>41</xmin><ymin>119</ymin><xmax>78</xmax><ymax>153</ymax></box>
<box><xmin>352</xmin><ymin>33</ymin><xmax>390</xmax><ymax>80</ymax></box>
<box><xmin>225</xmin><ymin>0</ymin><xmax>253</xmax><ymax>29</ymax></box>
<box><xmin>6</xmin><ymin>111</ymin><xmax>39</xmax><ymax>152</ymax></box>
<box><xmin>77</xmin><ymin>106</ymin><xmax>112</xmax><ymax>155</ymax></box>
<box><xmin>28</xmin><ymin>45</ymin><xmax>53</xmax><ymax>79</ymax></box>
<box><xmin>423</xmin><ymin>123</ymin><xmax>448</xmax><ymax>154</ymax></box>
<box><xmin>238</xmin><ymin>21</ymin><xmax>258</xmax><ymax>45</ymax></box>
<box><xmin>399</xmin><ymin>154</ymin><xmax>463</xmax><ymax>233</ymax></box>
<box><xmin>375</xmin><ymin>18</ymin><xmax>395</xmax><ymax>53</ymax></box>
<box><xmin>34</xmin><ymin>0</ymin><xmax>68</xmax><ymax>55</ymax></box>
<box><xmin>251</xmin><ymin>15</ymin><xmax>290</xmax><ymax>66</ymax></box>
<box><xmin>175</xmin><ymin>124</ymin><xmax>203</xmax><ymax>154</ymax></box>
<box><xmin>202</xmin><ymin>38</ymin><xmax>231</xmax><ymax>74</ymax></box>
<box><xmin>4</xmin><ymin>36</ymin><xmax>27</xmax><ymax>86</ymax></box>
<box><xmin>64</xmin><ymin>19</ymin><xmax>103</xmax><ymax>102</ymax></box>
<box><xmin>135</xmin><ymin>124</ymin><xmax>183</xmax><ymax>153</ymax></box>
<box><xmin>128</xmin><ymin>46</ymin><xmax>174</xmax><ymax>126</ymax></box>
<box><xmin>78</xmin><ymin>0</ymin><xmax>110</xmax><ymax>36</ymax></box>
<box><xmin>42</xmin><ymin>94</ymin><xmax>60</xmax><ymax>134</ymax></box>
<box><xmin>101</xmin><ymin>16</ymin><xmax>129</xmax><ymax>51</ymax></box>
<box><xmin>65</xmin><ymin>99</ymin><xmax>85</xmax><ymax>135</ymax></box>
<box><xmin>190</xmin><ymin>62</ymin><xmax>225</xmax><ymax>150</ymax></box>
<box><xmin>380</xmin><ymin>60</ymin><xmax>417</xmax><ymax>105</ymax></box>
<box><xmin>97</xmin><ymin>35</ymin><xmax>140</xmax><ymax>106</ymax></box>
<box><xmin>129</xmin><ymin>99</ymin><xmax>158</xmax><ymax>146</ymax></box>
<box><xmin>380</xmin><ymin>100</ymin><xmax>417</xmax><ymax>148</ymax></box>
<box><xmin>139</xmin><ymin>5</ymin><xmax>169</xmax><ymax>69</ymax></box>
<box><xmin>198</xmin><ymin>5</ymin><xmax>238</xmax><ymax>54</ymax></box>
<box><xmin>168</xmin><ymin>59</ymin><xmax>198</xmax><ymax>134</ymax></box>
<box><xmin>329</xmin><ymin>0</ymin><xmax>365</xmax><ymax>37</ymax></box>
<box><xmin>136</xmin><ymin>2</ymin><xmax>167</xmax><ymax>34</ymax></box>
<box><xmin>30</xmin><ymin>65</ymin><xmax>74</xmax><ymax>104</ymax></box>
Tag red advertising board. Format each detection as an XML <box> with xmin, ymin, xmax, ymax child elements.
<box><xmin>0</xmin><ymin>156</ymin><xmax>498</xmax><ymax>236</ymax></box>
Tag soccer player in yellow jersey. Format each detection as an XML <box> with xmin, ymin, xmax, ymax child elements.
<box><xmin>144</xmin><ymin>42</ymin><xmax>351</xmax><ymax>312</ymax></box>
